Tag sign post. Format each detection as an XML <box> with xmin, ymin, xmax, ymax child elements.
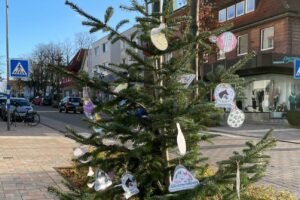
<box><xmin>6</xmin><ymin>0</ymin><xmax>10</xmax><ymax>131</ymax></box>
<box><xmin>294</xmin><ymin>59</ymin><xmax>300</xmax><ymax>79</ymax></box>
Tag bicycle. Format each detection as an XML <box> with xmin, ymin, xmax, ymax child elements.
<box><xmin>11</xmin><ymin>108</ymin><xmax>40</xmax><ymax>127</ymax></box>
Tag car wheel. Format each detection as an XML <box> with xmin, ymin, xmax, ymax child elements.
<box><xmin>80</xmin><ymin>111</ymin><xmax>83</xmax><ymax>114</ymax></box>
<box><xmin>59</xmin><ymin>108</ymin><xmax>62</xmax><ymax>113</ymax></box>
<box><xmin>74</xmin><ymin>110</ymin><xmax>76</xmax><ymax>114</ymax></box>
<box><xmin>65</xmin><ymin>108</ymin><xmax>68</xmax><ymax>113</ymax></box>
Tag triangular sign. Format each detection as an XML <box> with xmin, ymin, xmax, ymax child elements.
<box><xmin>12</xmin><ymin>62</ymin><xmax>27</xmax><ymax>75</ymax></box>
<box><xmin>296</xmin><ymin>67</ymin><xmax>300</xmax><ymax>76</ymax></box>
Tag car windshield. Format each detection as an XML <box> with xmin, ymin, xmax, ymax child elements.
<box><xmin>13</xmin><ymin>99</ymin><xmax>30</xmax><ymax>106</ymax></box>
<box><xmin>69</xmin><ymin>98</ymin><xmax>80</xmax><ymax>102</ymax></box>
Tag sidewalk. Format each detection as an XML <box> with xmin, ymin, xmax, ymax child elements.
<box><xmin>205</xmin><ymin>124</ymin><xmax>300</xmax><ymax>196</ymax></box>
<box><xmin>210</xmin><ymin>123</ymin><xmax>300</xmax><ymax>143</ymax></box>
<box><xmin>0</xmin><ymin>122</ymin><xmax>77</xmax><ymax>200</ymax></box>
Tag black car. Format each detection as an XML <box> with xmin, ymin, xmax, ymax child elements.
<box><xmin>58</xmin><ymin>96</ymin><xmax>83</xmax><ymax>114</ymax></box>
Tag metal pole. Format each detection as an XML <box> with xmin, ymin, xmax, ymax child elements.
<box><xmin>6</xmin><ymin>0</ymin><xmax>11</xmax><ymax>131</ymax></box>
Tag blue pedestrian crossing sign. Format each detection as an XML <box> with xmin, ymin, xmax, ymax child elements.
<box><xmin>295</xmin><ymin>59</ymin><xmax>300</xmax><ymax>79</ymax></box>
<box><xmin>10</xmin><ymin>59</ymin><xmax>29</xmax><ymax>78</ymax></box>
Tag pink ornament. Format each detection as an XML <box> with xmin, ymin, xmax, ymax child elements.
<box><xmin>84</xmin><ymin>102</ymin><xmax>95</xmax><ymax>116</ymax></box>
<box><xmin>217</xmin><ymin>32</ymin><xmax>237</xmax><ymax>53</ymax></box>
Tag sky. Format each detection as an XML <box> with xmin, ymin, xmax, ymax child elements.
<box><xmin>0</xmin><ymin>0</ymin><xmax>138</xmax><ymax>77</ymax></box>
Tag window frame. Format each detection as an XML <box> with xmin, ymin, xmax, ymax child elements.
<box><xmin>227</xmin><ymin>5</ymin><xmax>236</xmax><ymax>20</ymax></box>
<box><xmin>261</xmin><ymin>27</ymin><xmax>274</xmax><ymax>51</ymax></box>
<box><xmin>236</xmin><ymin>1</ymin><xmax>245</xmax><ymax>17</ymax></box>
<box><xmin>218</xmin><ymin>8</ymin><xmax>227</xmax><ymax>22</ymax></box>
<box><xmin>237</xmin><ymin>34</ymin><xmax>249</xmax><ymax>56</ymax></box>
<box><xmin>94</xmin><ymin>46</ymin><xmax>99</xmax><ymax>56</ymax></box>
<box><xmin>246</xmin><ymin>0</ymin><xmax>255</xmax><ymax>13</ymax></box>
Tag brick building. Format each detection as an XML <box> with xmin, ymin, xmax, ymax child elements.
<box><xmin>204</xmin><ymin>0</ymin><xmax>300</xmax><ymax>120</ymax></box>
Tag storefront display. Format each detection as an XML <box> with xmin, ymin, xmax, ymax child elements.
<box><xmin>242</xmin><ymin>74</ymin><xmax>300</xmax><ymax>116</ymax></box>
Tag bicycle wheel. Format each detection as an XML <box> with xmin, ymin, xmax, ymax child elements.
<box><xmin>27</xmin><ymin>113</ymin><xmax>40</xmax><ymax>126</ymax></box>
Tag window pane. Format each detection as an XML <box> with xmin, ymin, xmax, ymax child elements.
<box><xmin>261</xmin><ymin>27</ymin><xmax>274</xmax><ymax>50</ymax></box>
<box><xmin>174</xmin><ymin>0</ymin><xmax>187</xmax><ymax>10</ymax></box>
<box><xmin>219</xmin><ymin>9</ymin><xmax>226</xmax><ymax>22</ymax></box>
<box><xmin>246</xmin><ymin>0</ymin><xmax>255</xmax><ymax>13</ymax></box>
<box><xmin>227</xmin><ymin>5</ymin><xmax>235</xmax><ymax>20</ymax></box>
<box><xmin>236</xmin><ymin>1</ymin><xmax>245</xmax><ymax>16</ymax></box>
<box><xmin>238</xmin><ymin>35</ymin><xmax>248</xmax><ymax>55</ymax></box>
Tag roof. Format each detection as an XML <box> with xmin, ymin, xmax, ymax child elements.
<box><xmin>67</xmin><ymin>49</ymin><xmax>88</xmax><ymax>73</ymax></box>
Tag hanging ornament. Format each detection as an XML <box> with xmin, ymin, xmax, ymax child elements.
<box><xmin>227</xmin><ymin>106</ymin><xmax>245</xmax><ymax>128</ymax></box>
<box><xmin>93</xmin><ymin>127</ymin><xmax>104</xmax><ymax>134</ymax></box>
<box><xmin>94</xmin><ymin>169</ymin><xmax>113</xmax><ymax>191</ymax></box>
<box><xmin>236</xmin><ymin>161</ymin><xmax>241</xmax><ymax>200</ymax></box>
<box><xmin>169</xmin><ymin>165</ymin><xmax>199</xmax><ymax>192</ymax></box>
<box><xmin>217</xmin><ymin>32</ymin><xmax>237</xmax><ymax>53</ymax></box>
<box><xmin>87</xmin><ymin>166</ymin><xmax>95</xmax><ymax>188</ymax></box>
<box><xmin>83</xmin><ymin>101</ymin><xmax>95</xmax><ymax>119</ymax></box>
<box><xmin>150</xmin><ymin>23</ymin><xmax>168</xmax><ymax>51</ymax></box>
<box><xmin>113</xmin><ymin>83</ymin><xmax>128</xmax><ymax>94</ymax></box>
<box><xmin>121</xmin><ymin>173</ymin><xmax>140</xmax><ymax>199</ymax></box>
<box><xmin>87</xmin><ymin>166</ymin><xmax>94</xmax><ymax>177</ymax></box>
<box><xmin>73</xmin><ymin>146</ymin><xmax>88</xmax><ymax>159</ymax></box>
<box><xmin>214</xmin><ymin>83</ymin><xmax>236</xmax><ymax>108</ymax></box>
<box><xmin>177</xmin><ymin>74</ymin><xmax>196</xmax><ymax>88</ymax></box>
<box><xmin>209</xmin><ymin>35</ymin><xmax>218</xmax><ymax>43</ymax></box>
<box><xmin>176</xmin><ymin>123</ymin><xmax>186</xmax><ymax>156</ymax></box>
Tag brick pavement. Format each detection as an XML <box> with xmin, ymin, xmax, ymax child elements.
<box><xmin>0</xmin><ymin>122</ymin><xmax>77</xmax><ymax>200</ymax></box>
<box><xmin>201</xmin><ymin>132</ymin><xmax>300</xmax><ymax>196</ymax></box>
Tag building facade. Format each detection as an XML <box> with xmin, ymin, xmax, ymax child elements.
<box><xmin>82</xmin><ymin>26</ymin><xmax>144</xmax><ymax>102</ymax></box>
<box><xmin>205</xmin><ymin>0</ymin><xmax>300</xmax><ymax>119</ymax></box>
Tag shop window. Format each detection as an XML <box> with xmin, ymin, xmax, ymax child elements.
<box><xmin>227</xmin><ymin>5</ymin><xmax>236</xmax><ymax>20</ymax></box>
<box><xmin>218</xmin><ymin>8</ymin><xmax>226</xmax><ymax>22</ymax></box>
<box><xmin>237</xmin><ymin>34</ymin><xmax>248</xmax><ymax>55</ymax></box>
<box><xmin>217</xmin><ymin>50</ymin><xmax>225</xmax><ymax>60</ymax></box>
<box><xmin>246</xmin><ymin>0</ymin><xmax>255</xmax><ymax>13</ymax></box>
<box><xmin>236</xmin><ymin>1</ymin><xmax>245</xmax><ymax>17</ymax></box>
<box><xmin>261</xmin><ymin>27</ymin><xmax>274</xmax><ymax>51</ymax></box>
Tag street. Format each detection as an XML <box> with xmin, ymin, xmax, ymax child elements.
<box><xmin>34</xmin><ymin>105</ymin><xmax>90</xmax><ymax>134</ymax></box>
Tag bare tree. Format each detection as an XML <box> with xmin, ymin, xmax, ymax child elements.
<box><xmin>73</xmin><ymin>32</ymin><xmax>96</xmax><ymax>50</ymax></box>
<box><xmin>61</xmin><ymin>38</ymin><xmax>74</xmax><ymax>64</ymax></box>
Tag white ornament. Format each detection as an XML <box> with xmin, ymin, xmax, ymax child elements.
<box><xmin>227</xmin><ymin>106</ymin><xmax>245</xmax><ymax>128</ymax></box>
<box><xmin>209</xmin><ymin>35</ymin><xmax>218</xmax><ymax>43</ymax></box>
<box><xmin>113</xmin><ymin>83</ymin><xmax>128</xmax><ymax>93</ymax></box>
<box><xmin>214</xmin><ymin>83</ymin><xmax>236</xmax><ymax>108</ymax></box>
<box><xmin>177</xmin><ymin>74</ymin><xmax>196</xmax><ymax>88</ymax></box>
<box><xmin>169</xmin><ymin>165</ymin><xmax>199</xmax><ymax>192</ymax></box>
<box><xmin>94</xmin><ymin>170</ymin><xmax>112</xmax><ymax>191</ymax></box>
<box><xmin>87</xmin><ymin>182</ymin><xmax>95</xmax><ymax>188</ymax></box>
<box><xmin>121</xmin><ymin>173</ymin><xmax>139</xmax><ymax>199</ymax></box>
<box><xmin>150</xmin><ymin>23</ymin><xmax>168</xmax><ymax>51</ymax></box>
<box><xmin>87</xmin><ymin>166</ymin><xmax>94</xmax><ymax>177</ymax></box>
<box><xmin>73</xmin><ymin>146</ymin><xmax>88</xmax><ymax>159</ymax></box>
<box><xmin>176</xmin><ymin>123</ymin><xmax>186</xmax><ymax>156</ymax></box>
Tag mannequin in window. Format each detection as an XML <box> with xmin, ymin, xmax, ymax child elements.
<box><xmin>289</xmin><ymin>92</ymin><xmax>296</xmax><ymax>111</ymax></box>
<box><xmin>251</xmin><ymin>91</ymin><xmax>257</xmax><ymax>111</ymax></box>
<box><xmin>257</xmin><ymin>89</ymin><xmax>264</xmax><ymax>112</ymax></box>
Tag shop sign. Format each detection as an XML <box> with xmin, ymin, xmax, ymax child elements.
<box><xmin>294</xmin><ymin>59</ymin><xmax>300</xmax><ymax>79</ymax></box>
<box><xmin>273</xmin><ymin>56</ymin><xmax>300</xmax><ymax>64</ymax></box>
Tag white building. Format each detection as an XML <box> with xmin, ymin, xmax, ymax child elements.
<box><xmin>82</xmin><ymin>27</ymin><xmax>144</xmax><ymax>102</ymax></box>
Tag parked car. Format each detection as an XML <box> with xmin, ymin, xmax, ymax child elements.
<box><xmin>1</xmin><ymin>98</ymin><xmax>34</xmax><ymax>121</ymax></box>
<box><xmin>32</xmin><ymin>96</ymin><xmax>52</xmax><ymax>106</ymax></box>
<box><xmin>58</xmin><ymin>96</ymin><xmax>83</xmax><ymax>114</ymax></box>
<box><xmin>0</xmin><ymin>97</ymin><xmax>6</xmax><ymax>119</ymax></box>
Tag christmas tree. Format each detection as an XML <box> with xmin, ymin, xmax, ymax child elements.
<box><xmin>49</xmin><ymin>0</ymin><xmax>276</xmax><ymax>199</ymax></box>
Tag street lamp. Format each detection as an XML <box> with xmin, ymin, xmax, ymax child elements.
<box><xmin>6</xmin><ymin>0</ymin><xmax>11</xmax><ymax>131</ymax></box>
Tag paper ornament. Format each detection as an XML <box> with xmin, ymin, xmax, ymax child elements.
<box><xmin>87</xmin><ymin>182</ymin><xmax>95</xmax><ymax>188</ymax></box>
<box><xmin>83</xmin><ymin>101</ymin><xmax>95</xmax><ymax>119</ymax></box>
<box><xmin>214</xmin><ymin>83</ymin><xmax>236</xmax><ymax>108</ymax></box>
<box><xmin>169</xmin><ymin>165</ymin><xmax>199</xmax><ymax>192</ymax></box>
<box><xmin>73</xmin><ymin>146</ymin><xmax>88</xmax><ymax>159</ymax></box>
<box><xmin>150</xmin><ymin>23</ymin><xmax>168</xmax><ymax>51</ymax></box>
<box><xmin>87</xmin><ymin>166</ymin><xmax>94</xmax><ymax>177</ymax></box>
<box><xmin>227</xmin><ymin>107</ymin><xmax>245</xmax><ymax>128</ymax></box>
<box><xmin>93</xmin><ymin>127</ymin><xmax>104</xmax><ymax>134</ymax></box>
<box><xmin>113</xmin><ymin>83</ymin><xmax>128</xmax><ymax>93</ymax></box>
<box><xmin>121</xmin><ymin>173</ymin><xmax>139</xmax><ymax>199</ymax></box>
<box><xmin>176</xmin><ymin>123</ymin><xmax>186</xmax><ymax>156</ymax></box>
<box><xmin>94</xmin><ymin>170</ymin><xmax>113</xmax><ymax>191</ymax></box>
<box><xmin>217</xmin><ymin>32</ymin><xmax>237</xmax><ymax>53</ymax></box>
<box><xmin>209</xmin><ymin>35</ymin><xmax>218</xmax><ymax>43</ymax></box>
<box><xmin>177</xmin><ymin>74</ymin><xmax>196</xmax><ymax>88</ymax></box>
